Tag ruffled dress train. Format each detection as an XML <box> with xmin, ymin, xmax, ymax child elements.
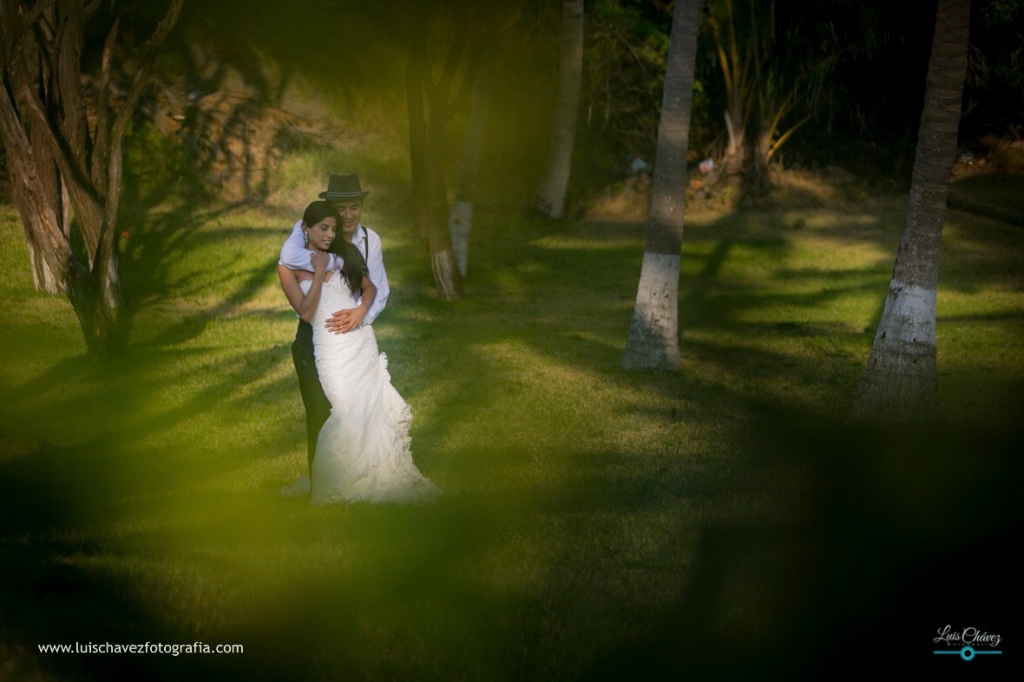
<box><xmin>303</xmin><ymin>276</ymin><xmax>439</xmax><ymax>504</ymax></box>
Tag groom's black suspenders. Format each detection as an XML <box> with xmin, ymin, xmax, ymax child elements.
<box><xmin>361</xmin><ymin>227</ymin><xmax>370</xmax><ymax>269</ymax></box>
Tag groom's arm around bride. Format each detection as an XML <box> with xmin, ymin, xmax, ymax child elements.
<box><xmin>279</xmin><ymin>175</ymin><xmax>389</xmax><ymax>334</ymax></box>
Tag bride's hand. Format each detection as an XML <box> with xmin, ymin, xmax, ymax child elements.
<box><xmin>310</xmin><ymin>250</ymin><xmax>330</xmax><ymax>276</ymax></box>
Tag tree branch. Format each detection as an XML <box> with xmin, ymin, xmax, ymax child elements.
<box><xmin>434</xmin><ymin>0</ymin><xmax>469</xmax><ymax>117</ymax></box>
<box><xmin>82</xmin><ymin>0</ymin><xmax>104</xmax><ymax>21</ymax></box>
<box><xmin>110</xmin><ymin>0</ymin><xmax>184</xmax><ymax>145</ymax></box>
<box><xmin>14</xmin><ymin>55</ymin><xmax>93</xmax><ymax>199</ymax></box>
<box><xmin>105</xmin><ymin>0</ymin><xmax>185</xmax><ymax>232</ymax></box>
<box><xmin>92</xmin><ymin>17</ymin><xmax>120</xmax><ymax>193</ymax></box>
<box><xmin>0</xmin><ymin>74</ymin><xmax>70</xmax><ymax>280</ymax></box>
<box><xmin>0</xmin><ymin>0</ymin><xmax>56</xmax><ymax>71</ymax></box>
<box><xmin>55</xmin><ymin>4</ymin><xmax>90</xmax><ymax>173</ymax></box>
<box><xmin>449</xmin><ymin>33</ymin><xmax>485</xmax><ymax>116</ymax></box>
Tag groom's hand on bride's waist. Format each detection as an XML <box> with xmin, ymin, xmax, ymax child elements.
<box><xmin>326</xmin><ymin>307</ymin><xmax>366</xmax><ymax>334</ymax></box>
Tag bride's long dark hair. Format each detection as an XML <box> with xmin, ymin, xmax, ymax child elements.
<box><xmin>329</xmin><ymin>237</ymin><xmax>368</xmax><ymax>295</ymax></box>
<box><xmin>302</xmin><ymin>201</ymin><xmax>367</xmax><ymax>294</ymax></box>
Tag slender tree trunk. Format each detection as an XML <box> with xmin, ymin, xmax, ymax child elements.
<box><xmin>530</xmin><ymin>0</ymin><xmax>583</xmax><ymax>219</ymax></box>
<box><xmin>746</xmin><ymin>121</ymin><xmax>773</xmax><ymax>195</ymax></box>
<box><xmin>712</xmin><ymin>0</ymin><xmax>746</xmax><ymax>179</ymax></box>
<box><xmin>723</xmin><ymin>107</ymin><xmax>746</xmax><ymax>176</ymax></box>
<box><xmin>448</xmin><ymin>39</ymin><xmax>497</xmax><ymax>278</ymax></box>
<box><xmin>405</xmin><ymin>2</ymin><xmax>464</xmax><ymax>300</ymax></box>
<box><xmin>622</xmin><ymin>0</ymin><xmax>703</xmax><ymax>370</ymax></box>
<box><xmin>29</xmin><ymin>107</ymin><xmax>67</xmax><ymax>294</ymax></box>
<box><xmin>0</xmin><ymin>84</ymin><xmax>70</xmax><ymax>290</ymax></box>
<box><xmin>851</xmin><ymin>0</ymin><xmax>971</xmax><ymax>421</ymax></box>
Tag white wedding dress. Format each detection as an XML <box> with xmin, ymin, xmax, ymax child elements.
<box><xmin>301</xmin><ymin>276</ymin><xmax>439</xmax><ymax>504</ymax></box>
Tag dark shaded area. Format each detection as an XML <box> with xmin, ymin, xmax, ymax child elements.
<box><xmin>0</xmin><ymin>442</ymin><xmax>264</xmax><ymax>681</ymax></box>
<box><xmin>6</xmin><ymin>0</ymin><xmax>1022</xmax><ymax>223</ymax></box>
<box><xmin>585</xmin><ymin>409</ymin><xmax>1024</xmax><ymax>680</ymax></box>
<box><xmin>949</xmin><ymin>174</ymin><xmax>1024</xmax><ymax>226</ymax></box>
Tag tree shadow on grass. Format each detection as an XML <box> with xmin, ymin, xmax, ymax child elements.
<box><xmin>376</xmin><ymin>203</ymin><xmax>1023</xmax><ymax>675</ymax></box>
<box><xmin>581</xmin><ymin>411</ymin><xmax>1024</xmax><ymax>680</ymax></box>
<box><xmin>119</xmin><ymin>202</ymin><xmax>286</xmax><ymax>350</ymax></box>
<box><xmin>4</xmin><ymin>191</ymin><xmax>1022</xmax><ymax>678</ymax></box>
<box><xmin>2</xmin><ymin>301</ymin><xmax>520</xmax><ymax>677</ymax></box>
<box><xmin>949</xmin><ymin>173</ymin><xmax>1024</xmax><ymax>227</ymax></box>
<box><xmin>0</xmin><ymin>299</ymin><xmax>319</xmax><ymax>679</ymax></box>
<box><xmin>0</xmin><ymin>437</ymin><xmax>271</xmax><ymax>681</ymax></box>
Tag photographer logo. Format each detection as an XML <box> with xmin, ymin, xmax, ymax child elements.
<box><xmin>932</xmin><ymin>625</ymin><xmax>1003</xmax><ymax>661</ymax></box>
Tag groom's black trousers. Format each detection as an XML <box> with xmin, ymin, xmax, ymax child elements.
<box><xmin>291</xmin><ymin>320</ymin><xmax>331</xmax><ymax>476</ymax></box>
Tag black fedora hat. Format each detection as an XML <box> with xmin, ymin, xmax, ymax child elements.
<box><xmin>319</xmin><ymin>173</ymin><xmax>370</xmax><ymax>200</ymax></box>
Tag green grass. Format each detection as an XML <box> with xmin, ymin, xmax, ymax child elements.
<box><xmin>949</xmin><ymin>173</ymin><xmax>1024</xmax><ymax>226</ymax></box>
<box><xmin>1</xmin><ymin>184</ymin><xmax>1022</xmax><ymax>680</ymax></box>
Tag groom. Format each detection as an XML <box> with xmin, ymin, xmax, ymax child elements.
<box><xmin>279</xmin><ymin>173</ymin><xmax>390</xmax><ymax>480</ymax></box>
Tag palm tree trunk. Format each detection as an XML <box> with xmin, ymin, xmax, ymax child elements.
<box><xmin>622</xmin><ymin>0</ymin><xmax>704</xmax><ymax>370</ymax></box>
<box><xmin>530</xmin><ymin>0</ymin><xmax>584</xmax><ymax>219</ymax></box>
<box><xmin>851</xmin><ymin>0</ymin><xmax>971</xmax><ymax>421</ymax></box>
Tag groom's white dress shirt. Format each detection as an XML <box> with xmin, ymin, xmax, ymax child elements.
<box><xmin>278</xmin><ymin>221</ymin><xmax>390</xmax><ymax>325</ymax></box>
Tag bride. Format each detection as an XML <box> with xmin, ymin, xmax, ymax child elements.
<box><xmin>277</xmin><ymin>201</ymin><xmax>439</xmax><ymax>504</ymax></box>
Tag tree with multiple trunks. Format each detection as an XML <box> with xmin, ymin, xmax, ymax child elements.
<box><xmin>0</xmin><ymin>0</ymin><xmax>183</xmax><ymax>354</ymax></box>
<box><xmin>405</xmin><ymin>0</ymin><xmax>468</xmax><ymax>301</ymax></box>
<box><xmin>703</xmin><ymin>0</ymin><xmax>871</xmax><ymax>194</ymax></box>
<box><xmin>406</xmin><ymin>0</ymin><xmax>520</xmax><ymax>298</ymax></box>
<box><xmin>403</xmin><ymin>4</ymin><xmax>470</xmax><ymax>298</ymax></box>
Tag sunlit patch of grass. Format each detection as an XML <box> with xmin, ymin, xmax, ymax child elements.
<box><xmin>2</xmin><ymin>184</ymin><xmax>1022</xmax><ymax>678</ymax></box>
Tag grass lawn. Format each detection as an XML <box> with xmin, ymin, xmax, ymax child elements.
<box><xmin>1</xmin><ymin>183</ymin><xmax>1021</xmax><ymax>680</ymax></box>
